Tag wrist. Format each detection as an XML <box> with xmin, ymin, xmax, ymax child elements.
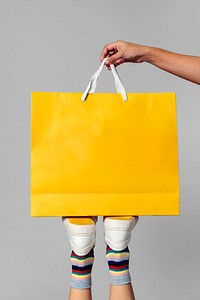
<box><xmin>142</xmin><ymin>45</ymin><xmax>156</xmax><ymax>64</ymax></box>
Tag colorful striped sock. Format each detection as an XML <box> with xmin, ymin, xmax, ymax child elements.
<box><xmin>70</xmin><ymin>248</ymin><xmax>94</xmax><ymax>289</ymax></box>
<box><xmin>106</xmin><ymin>245</ymin><xmax>131</xmax><ymax>285</ymax></box>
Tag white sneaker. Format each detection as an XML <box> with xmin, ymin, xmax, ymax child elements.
<box><xmin>104</xmin><ymin>216</ymin><xmax>139</xmax><ymax>251</ymax></box>
<box><xmin>62</xmin><ymin>217</ymin><xmax>97</xmax><ymax>256</ymax></box>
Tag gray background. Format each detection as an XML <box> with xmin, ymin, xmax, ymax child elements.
<box><xmin>0</xmin><ymin>0</ymin><xmax>200</xmax><ymax>299</ymax></box>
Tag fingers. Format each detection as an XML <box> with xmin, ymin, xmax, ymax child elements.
<box><xmin>113</xmin><ymin>58</ymin><xmax>125</xmax><ymax>67</ymax></box>
<box><xmin>101</xmin><ymin>41</ymin><xmax>125</xmax><ymax>70</ymax></box>
<box><xmin>107</xmin><ymin>52</ymin><xmax>123</xmax><ymax>65</ymax></box>
<box><xmin>100</xmin><ymin>42</ymin><xmax>118</xmax><ymax>62</ymax></box>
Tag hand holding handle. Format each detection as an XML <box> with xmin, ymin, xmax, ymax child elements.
<box><xmin>81</xmin><ymin>58</ymin><xmax>127</xmax><ymax>101</ymax></box>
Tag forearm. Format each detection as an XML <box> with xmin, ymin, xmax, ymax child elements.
<box><xmin>101</xmin><ymin>40</ymin><xmax>200</xmax><ymax>84</ymax></box>
<box><xmin>144</xmin><ymin>46</ymin><xmax>200</xmax><ymax>84</ymax></box>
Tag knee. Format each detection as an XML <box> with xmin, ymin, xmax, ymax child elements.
<box><xmin>62</xmin><ymin>217</ymin><xmax>97</xmax><ymax>256</ymax></box>
<box><xmin>104</xmin><ymin>216</ymin><xmax>139</xmax><ymax>251</ymax></box>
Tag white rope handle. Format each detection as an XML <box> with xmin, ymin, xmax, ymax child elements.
<box><xmin>81</xmin><ymin>58</ymin><xmax>127</xmax><ymax>102</ymax></box>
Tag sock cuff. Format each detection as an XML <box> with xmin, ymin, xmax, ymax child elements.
<box><xmin>110</xmin><ymin>273</ymin><xmax>131</xmax><ymax>286</ymax></box>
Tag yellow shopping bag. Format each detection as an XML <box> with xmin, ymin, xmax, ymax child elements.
<box><xmin>31</xmin><ymin>61</ymin><xmax>179</xmax><ymax>217</ymax></box>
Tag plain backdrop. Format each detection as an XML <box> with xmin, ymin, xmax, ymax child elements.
<box><xmin>0</xmin><ymin>0</ymin><xmax>200</xmax><ymax>299</ymax></box>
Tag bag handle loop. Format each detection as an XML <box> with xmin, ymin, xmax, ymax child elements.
<box><xmin>81</xmin><ymin>58</ymin><xmax>127</xmax><ymax>102</ymax></box>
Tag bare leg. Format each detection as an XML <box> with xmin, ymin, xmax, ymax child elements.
<box><xmin>109</xmin><ymin>283</ymin><xmax>135</xmax><ymax>300</ymax></box>
<box><xmin>69</xmin><ymin>287</ymin><xmax>92</xmax><ymax>300</ymax></box>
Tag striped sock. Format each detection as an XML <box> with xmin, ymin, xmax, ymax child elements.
<box><xmin>106</xmin><ymin>245</ymin><xmax>131</xmax><ymax>286</ymax></box>
<box><xmin>70</xmin><ymin>248</ymin><xmax>94</xmax><ymax>289</ymax></box>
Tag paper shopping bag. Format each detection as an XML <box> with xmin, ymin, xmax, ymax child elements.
<box><xmin>30</xmin><ymin>62</ymin><xmax>179</xmax><ymax>217</ymax></box>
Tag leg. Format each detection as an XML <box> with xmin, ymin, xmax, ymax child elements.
<box><xmin>104</xmin><ymin>216</ymin><xmax>139</xmax><ymax>300</ymax></box>
<box><xmin>62</xmin><ymin>217</ymin><xmax>97</xmax><ymax>300</ymax></box>
<box><xmin>109</xmin><ymin>283</ymin><xmax>135</xmax><ymax>300</ymax></box>
<box><xmin>69</xmin><ymin>287</ymin><xmax>92</xmax><ymax>300</ymax></box>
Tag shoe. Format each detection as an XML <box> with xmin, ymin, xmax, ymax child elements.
<box><xmin>104</xmin><ymin>216</ymin><xmax>139</xmax><ymax>251</ymax></box>
<box><xmin>62</xmin><ymin>217</ymin><xmax>97</xmax><ymax>256</ymax></box>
